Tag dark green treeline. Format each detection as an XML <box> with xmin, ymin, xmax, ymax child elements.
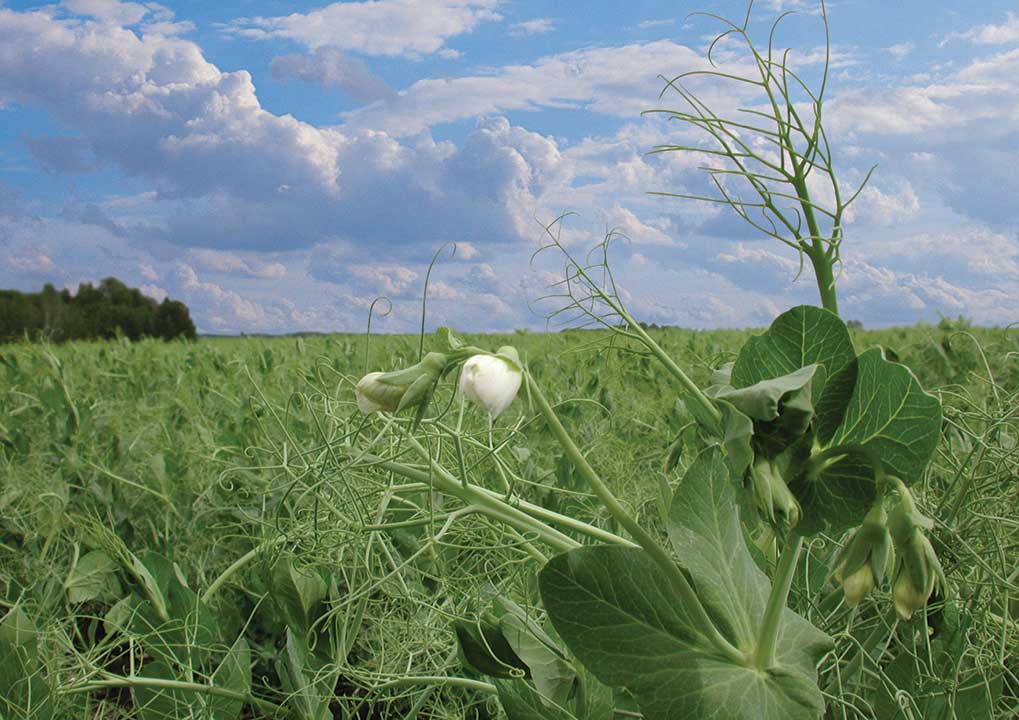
<box><xmin>0</xmin><ymin>278</ymin><xmax>195</xmax><ymax>343</ymax></box>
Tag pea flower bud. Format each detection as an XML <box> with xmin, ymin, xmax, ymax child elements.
<box><xmin>459</xmin><ymin>347</ymin><xmax>522</xmax><ymax>419</ymax></box>
<box><xmin>749</xmin><ymin>455</ymin><xmax>800</xmax><ymax>529</ymax></box>
<box><xmin>887</xmin><ymin>486</ymin><xmax>945</xmax><ymax>620</ymax></box>
<box><xmin>835</xmin><ymin>505</ymin><xmax>892</xmax><ymax>607</ymax></box>
<box><xmin>355</xmin><ymin>352</ymin><xmax>448</xmax><ymax>414</ymax></box>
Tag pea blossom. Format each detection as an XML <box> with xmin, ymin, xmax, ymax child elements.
<box><xmin>835</xmin><ymin>505</ymin><xmax>892</xmax><ymax>607</ymax></box>
<box><xmin>355</xmin><ymin>352</ymin><xmax>448</xmax><ymax>414</ymax></box>
<box><xmin>459</xmin><ymin>347</ymin><xmax>522</xmax><ymax>419</ymax></box>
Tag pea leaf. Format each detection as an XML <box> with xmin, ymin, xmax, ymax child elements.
<box><xmin>435</xmin><ymin>326</ymin><xmax>463</xmax><ymax>351</ymax></box>
<box><xmin>715</xmin><ymin>398</ymin><xmax>755</xmax><ymax>477</ymax></box>
<box><xmin>500</xmin><ymin>612</ymin><xmax>575</xmax><ymax>707</ymax></box>
<box><xmin>454</xmin><ymin>619</ymin><xmax>529</xmax><ymax>679</ymax></box>
<box><xmin>111</xmin><ymin>553</ymin><xmax>221</xmax><ymax>668</ymax></box>
<box><xmin>793</xmin><ymin>348</ymin><xmax>942</xmax><ymax>534</ymax></box>
<box><xmin>278</xmin><ymin>628</ymin><xmax>331</xmax><ymax>720</ymax></box>
<box><xmin>66</xmin><ymin>550</ymin><xmax>122</xmax><ymax>604</ymax></box>
<box><xmin>271</xmin><ymin>555</ymin><xmax>328</xmax><ymax>633</ymax></box>
<box><xmin>731</xmin><ymin>305</ymin><xmax>855</xmax><ymax>395</ymax></box>
<box><xmin>715</xmin><ymin>365</ymin><xmax>818</xmax><ymax>457</ymax></box>
<box><xmin>496</xmin><ymin>679</ymin><xmax>580</xmax><ymax>720</ymax></box>
<box><xmin>134</xmin><ymin>660</ymin><xmax>189</xmax><ymax>720</ymax></box>
<box><xmin>540</xmin><ymin>448</ymin><xmax>832</xmax><ymax>720</ymax></box>
<box><xmin>208</xmin><ymin>636</ymin><xmax>252</xmax><ymax>720</ymax></box>
<box><xmin>825</xmin><ymin>348</ymin><xmax>941</xmax><ymax>483</ymax></box>
<box><xmin>0</xmin><ymin>608</ymin><xmax>53</xmax><ymax>720</ymax></box>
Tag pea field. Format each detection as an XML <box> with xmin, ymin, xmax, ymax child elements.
<box><xmin>1</xmin><ymin>318</ymin><xmax>1016</xmax><ymax>719</ymax></box>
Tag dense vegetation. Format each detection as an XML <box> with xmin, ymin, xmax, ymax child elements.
<box><xmin>0</xmin><ymin>320</ymin><xmax>1015</xmax><ymax>718</ymax></box>
<box><xmin>0</xmin><ymin>279</ymin><xmax>195</xmax><ymax>344</ymax></box>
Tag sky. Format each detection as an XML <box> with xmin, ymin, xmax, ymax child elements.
<box><xmin>1</xmin><ymin>0</ymin><xmax>1017</xmax><ymax>334</ymax></box>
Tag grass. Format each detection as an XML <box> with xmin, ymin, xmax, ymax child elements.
<box><xmin>0</xmin><ymin>318</ymin><xmax>1016</xmax><ymax>718</ymax></box>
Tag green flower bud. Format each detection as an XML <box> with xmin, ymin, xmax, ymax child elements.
<box><xmin>355</xmin><ymin>352</ymin><xmax>448</xmax><ymax>414</ymax></box>
<box><xmin>890</xmin><ymin>529</ymin><xmax>943</xmax><ymax>620</ymax></box>
<box><xmin>842</xmin><ymin>564</ymin><xmax>876</xmax><ymax>607</ymax></box>
<box><xmin>835</xmin><ymin>505</ymin><xmax>892</xmax><ymax>608</ymax></box>
<box><xmin>887</xmin><ymin>486</ymin><xmax>945</xmax><ymax>620</ymax></box>
<box><xmin>750</xmin><ymin>456</ymin><xmax>800</xmax><ymax>529</ymax></box>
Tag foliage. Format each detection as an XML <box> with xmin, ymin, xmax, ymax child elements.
<box><xmin>1</xmin><ymin>2</ymin><xmax>1017</xmax><ymax>718</ymax></box>
<box><xmin>0</xmin><ymin>278</ymin><xmax>195</xmax><ymax>343</ymax></box>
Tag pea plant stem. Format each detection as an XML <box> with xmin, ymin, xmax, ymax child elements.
<box><xmin>395</xmin><ymin>434</ymin><xmax>581</xmax><ymax>553</ymax></box>
<box><xmin>471</xmin><ymin>484</ymin><xmax>639</xmax><ymax>548</ymax></box>
<box><xmin>525</xmin><ymin>372</ymin><xmax>744</xmax><ymax>664</ymax></box>
<box><xmin>756</xmin><ymin>532</ymin><xmax>804</xmax><ymax>669</ymax></box>
<box><xmin>375</xmin><ymin>675</ymin><xmax>497</xmax><ymax>694</ymax></box>
<box><xmin>616</xmin><ymin>308</ymin><xmax>721</xmax><ymax>426</ymax></box>
<box><xmin>368</xmin><ymin>460</ymin><xmax>637</xmax><ymax>549</ymax></box>
<box><xmin>546</xmin><ymin>230</ymin><xmax>721</xmax><ymax>427</ymax></box>
<box><xmin>201</xmin><ymin>537</ymin><xmax>282</xmax><ymax>605</ymax></box>
<box><xmin>60</xmin><ymin>675</ymin><xmax>283</xmax><ymax>715</ymax></box>
<box><xmin>808</xmin><ymin>246</ymin><xmax>839</xmax><ymax>316</ymax></box>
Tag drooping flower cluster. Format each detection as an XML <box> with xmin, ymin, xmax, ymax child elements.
<box><xmin>834</xmin><ymin>484</ymin><xmax>945</xmax><ymax>618</ymax></box>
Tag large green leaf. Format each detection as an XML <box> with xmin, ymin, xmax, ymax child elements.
<box><xmin>539</xmin><ymin>449</ymin><xmax>832</xmax><ymax>720</ymax></box>
<box><xmin>731</xmin><ymin>306</ymin><xmax>855</xmax><ymax>392</ymax></box>
<box><xmin>499</xmin><ymin>612</ymin><xmax>575</xmax><ymax>707</ymax></box>
<box><xmin>106</xmin><ymin>553</ymin><xmax>221</xmax><ymax>668</ymax></box>
<box><xmin>715</xmin><ymin>365</ymin><xmax>818</xmax><ymax>458</ymax></box>
<box><xmin>271</xmin><ymin>555</ymin><xmax>328</xmax><ymax>634</ymax></box>
<box><xmin>793</xmin><ymin>348</ymin><xmax>942</xmax><ymax>534</ymax></box>
<box><xmin>278</xmin><ymin>628</ymin><xmax>332</xmax><ymax>720</ymax></box>
<box><xmin>667</xmin><ymin>449</ymin><xmax>832</xmax><ymax>678</ymax></box>
<box><xmin>825</xmin><ymin>347</ymin><xmax>941</xmax><ymax>482</ymax></box>
<box><xmin>454</xmin><ymin>619</ymin><xmax>528</xmax><ymax>679</ymax></box>
<box><xmin>0</xmin><ymin>608</ymin><xmax>53</xmax><ymax>720</ymax></box>
<box><xmin>134</xmin><ymin>660</ymin><xmax>190</xmax><ymax>720</ymax></box>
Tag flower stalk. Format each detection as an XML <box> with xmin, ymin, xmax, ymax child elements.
<box><xmin>755</xmin><ymin>532</ymin><xmax>803</xmax><ymax>669</ymax></box>
<box><xmin>524</xmin><ymin>370</ymin><xmax>743</xmax><ymax>664</ymax></box>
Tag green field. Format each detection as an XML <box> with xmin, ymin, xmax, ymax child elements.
<box><xmin>1</xmin><ymin>320</ymin><xmax>1017</xmax><ymax>718</ymax></box>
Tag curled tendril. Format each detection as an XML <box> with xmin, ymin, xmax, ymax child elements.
<box><xmin>364</xmin><ymin>296</ymin><xmax>393</xmax><ymax>375</ymax></box>
<box><xmin>419</xmin><ymin>242</ymin><xmax>458</xmax><ymax>361</ymax></box>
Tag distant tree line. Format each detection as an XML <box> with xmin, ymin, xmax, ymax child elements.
<box><xmin>0</xmin><ymin>278</ymin><xmax>196</xmax><ymax>343</ymax></box>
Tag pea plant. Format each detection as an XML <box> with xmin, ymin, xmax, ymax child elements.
<box><xmin>340</xmin><ymin>5</ymin><xmax>959</xmax><ymax>719</ymax></box>
<box><xmin>340</xmin><ymin>5</ymin><xmax>961</xmax><ymax>720</ymax></box>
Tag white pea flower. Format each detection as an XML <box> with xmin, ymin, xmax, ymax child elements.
<box><xmin>355</xmin><ymin>372</ymin><xmax>390</xmax><ymax>413</ymax></box>
<box><xmin>459</xmin><ymin>347</ymin><xmax>522</xmax><ymax>419</ymax></box>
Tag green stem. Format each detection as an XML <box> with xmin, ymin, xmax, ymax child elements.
<box><xmin>472</xmin><ymin>485</ymin><xmax>639</xmax><ymax>548</ymax></box>
<box><xmin>618</xmin><ymin>308</ymin><xmax>721</xmax><ymax>426</ymax></box>
<box><xmin>201</xmin><ymin>538</ymin><xmax>280</xmax><ymax>605</ymax></box>
<box><xmin>793</xmin><ymin>169</ymin><xmax>840</xmax><ymax>315</ymax></box>
<box><xmin>375</xmin><ymin>675</ymin><xmax>497</xmax><ymax>694</ymax></box>
<box><xmin>368</xmin><ymin>461</ymin><xmax>636</xmax><ymax>548</ymax></box>
<box><xmin>60</xmin><ymin>675</ymin><xmax>282</xmax><ymax>715</ymax></box>
<box><xmin>840</xmin><ymin>609</ymin><xmax>897</xmax><ymax>687</ymax></box>
<box><xmin>526</xmin><ymin>372</ymin><xmax>743</xmax><ymax>664</ymax></box>
<box><xmin>808</xmin><ymin>248</ymin><xmax>839</xmax><ymax>315</ymax></box>
<box><xmin>756</xmin><ymin>532</ymin><xmax>803</xmax><ymax>669</ymax></box>
<box><xmin>399</xmin><ymin>434</ymin><xmax>580</xmax><ymax>552</ymax></box>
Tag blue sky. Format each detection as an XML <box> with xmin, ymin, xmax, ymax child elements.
<box><xmin>1</xmin><ymin>0</ymin><xmax>1017</xmax><ymax>333</ymax></box>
